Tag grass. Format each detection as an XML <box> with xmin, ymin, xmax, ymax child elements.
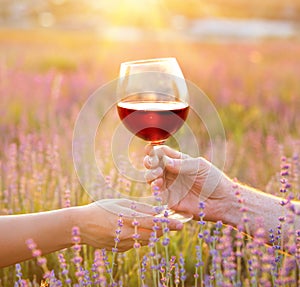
<box><xmin>0</xmin><ymin>28</ymin><xmax>300</xmax><ymax>286</ymax></box>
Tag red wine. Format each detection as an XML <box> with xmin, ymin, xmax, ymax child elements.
<box><xmin>117</xmin><ymin>98</ymin><xmax>189</xmax><ymax>144</ymax></box>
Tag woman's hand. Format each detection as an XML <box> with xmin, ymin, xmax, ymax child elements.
<box><xmin>143</xmin><ymin>144</ymin><xmax>234</xmax><ymax>222</ymax></box>
<box><xmin>0</xmin><ymin>198</ymin><xmax>183</xmax><ymax>268</ymax></box>
<box><xmin>77</xmin><ymin>198</ymin><xmax>183</xmax><ymax>252</ymax></box>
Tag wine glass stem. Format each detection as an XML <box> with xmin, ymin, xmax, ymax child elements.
<box><xmin>151</xmin><ymin>143</ymin><xmax>193</xmax><ymax>223</ymax></box>
<box><xmin>151</xmin><ymin>142</ymin><xmax>169</xmax><ymax>210</ymax></box>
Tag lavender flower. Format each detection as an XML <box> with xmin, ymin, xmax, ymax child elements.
<box><xmin>26</xmin><ymin>238</ymin><xmax>50</xmax><ymax>279</ymax></box>
<box><xmin>92</xmin><ymin>249</ymin><xmax>107</xmax><ymax>285</ymax></box>
<box><xmin>141</xmin><ymin>255</ymin><xmax>148</xmax><ymax>281</ymax></box>
<box><xmin>63</xmin><ymin>189</ymin><xmax>71</xmax><ymax>208</ymax></box>
<box><xmin>71</xmin><ymin>227</ymin><xmax>85</xmax><ymax>284</ymax></box>
<box><xmin>15</xmin><ymin>264</ymin><xmax>27</xmax><ymax>287</ymax></box>
<box><xmin>57</xmin><ymin>253</ymin><xmax>71</xmax><ymax>286</ymax></box>
<box><xmin>179</xmin><ymin>253</ymin><xmax>187</xmax><ymax>282</ymax></box>
<box><xmin>112</xmin><ymin>213</ymin><xmax>123</xmax><ymax>255</ymax></box>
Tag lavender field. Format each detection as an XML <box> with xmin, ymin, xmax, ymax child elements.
<box><xmin>0</xmin><ymin>28</ymin><xmax>300</xmax><ymax>286</ymax></box>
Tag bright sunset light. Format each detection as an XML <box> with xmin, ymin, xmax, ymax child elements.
<box><xmin>0</xmin><ymin>0</ymin><xmax>299</xmax><ymax>285</ymax></box>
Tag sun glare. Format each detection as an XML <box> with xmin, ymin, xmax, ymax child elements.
<box><xmin>97</xmin><ymin>0</ymin><xmax>167</xmax><ymax>28</ymax></box>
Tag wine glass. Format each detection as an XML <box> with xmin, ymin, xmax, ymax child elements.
<box><xmin>117</xmin><ymin>58</ymin><xmax>192</xmax><ymax>223</ymax></box>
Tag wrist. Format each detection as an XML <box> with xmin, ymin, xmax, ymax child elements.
<box><xmin>63</xmin><ymin>206</ymin><xmax>84</xmax><ymax>245</ymax></box>
<box><xmin>29</xmin><ymin>207</ymin><xmax>80</xmax><ymax>254</ymax></box>
<box><xmin>69</xmin><ymin>203</ymin><xmax>107</xmax><ymax>247</ymax></box>
<box><xmin>215</xmin><ymin>176</ymin><xmax>240</xmax><ymax>225</ymax></box>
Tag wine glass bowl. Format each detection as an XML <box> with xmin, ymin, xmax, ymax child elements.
<box><xmin>117</xmin><ymin>58</ymin><xmax>189</xmax><ymax>145</ymax></box>
<box><xmin>117</xmin><ymin>93</ymin><xmax>189</xmax><ymax>145</ymax></box>
<box><xmin>117</xmin><ymin>58</ymin><xmax>192</xmax><ymax>223</ymax></box>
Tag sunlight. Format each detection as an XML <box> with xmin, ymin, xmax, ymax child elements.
<box><xmin>91</xmin><ymin>0</ymin><xmax>167</xmax><ymax>28</ymax></box>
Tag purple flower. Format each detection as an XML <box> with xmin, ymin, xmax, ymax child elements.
<box><xmin>179</xmin><ymin>253</ymin><xmax>187</xmax><ymax>281</ymax></box>
<box><xmin>199</xmin><ymin>201</ymin><xmax>205</xmax><ymax>209</ymax></box>
<box><xmin>132</xmin><ymin>219</ymin><xmax>140</xmax><ymax>226</ymax></box>
<box><xmin>75</xmin><ymin>269</ymin><xmax>85</xmax><ymax>278</ymax></box>
<box><xmin>163</xmin><ymin>226</ymin><xmax>169</xmax><ymax>233</ymax></box>
<box><xmin>113</xmin><ymin>213</ymin><xmax>123</xmax><ymax>254</ymax></box>
<box><xmin>72</xmin><ymin>226</ymin><xmax>80</xmax><ymax>237</ymax></box>
<box><xmin>92</xmin><ymin>249</ymin><xmax>107</xmax><ymax>285</ymax></box>
<box><xmin>152</xmin><ymin>225</ymin><xmax>160</xmax><ymax>231</ymax></box>
<box><xmin>140</xmin><ymin>255</ymin><xmax>148</xmax><ymax>281</ymax></box>
<box><xmin>15</xmin><ymin>263</ymin><xmax>27</xmax><ymax>287</ymax></box>
<box><xmin>32</xmin><ymin>249</ymin><xmax>42</xmax><ymax>257</ymax></box>
<box><xmin>117</xmin><ymin>215</ymin><xmax>124</xmax><ymax>227</ymax></box>
<box><xmin>133</xmin><ymin>242</ymin><xmax>141</xmax><ymax>249</ymax></box>
<box><xmin>132</xmin><ymin>233</ymin><xmax>140</xmax><ymax>240</ymax></box>
<box><xmin>73</xmin><ymin>255</ymin><xmax>83</xmax><ymax>264</ymax></box>
<box><xmin>215</xmin><ymin>221</ymin><xmax>223</xmax><ymax>229</ymax></box>
<box><xmin>130</xmin><ymin>201</ymin><xmax>137</xmax><ymax>210</ymax></box>
<box><xmin>25</xmin><ymin>238</ymin><xmax>37</xmax><ymax>251</ymax></box>
<box><xmin>162</xmin><ymin>238</ymin><xmax>170</xmax><ymax>246</ymax></box>
<box><xmin>63</xmin><ymin>189</ymin><xmax>71</xmax><ymax>208</ymax></box>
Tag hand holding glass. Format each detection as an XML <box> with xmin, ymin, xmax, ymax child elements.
<box><xmin>117</xmin><ymin>58</ymin><xmax>192</xmax><ymax>222</ymax></box>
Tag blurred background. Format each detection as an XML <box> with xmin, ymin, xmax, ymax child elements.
<box><xmin>1</xmin><ymin>0</ymin><xmax>300</xmax><ymax>189</ymax></box>
<box><xmin>1</xmin><ymin>0</ymin><xmax>300</xmax><ymax>39</ymax></box>
<box><xmin>1</xmin><ymin>2</ymin><xmax>300</xmax><ymax>285</ymax></box>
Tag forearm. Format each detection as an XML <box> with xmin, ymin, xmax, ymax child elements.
<box><xmin>224</xmin><ymin>183</ymin><xmax>300</xmax><ymax>245</ymax></box>
<box><xmin>0</xmin><ymin>207</ymin><xmax>78</xmax><ymax>268</ymax></box>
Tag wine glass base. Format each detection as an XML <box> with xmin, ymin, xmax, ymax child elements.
<box><xmin>155</xmin><ymin>208</ymin><xmax>193</xmax><ymax>223</ymax></box>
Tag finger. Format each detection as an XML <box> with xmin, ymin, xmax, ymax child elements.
<box><xmin>149</xmin><ymin>145</ymin><xmax>188</xmax><ymax>160</ymax></box>
<box><xmin>137</xmin><ymin>229</ymin><xmax>162</xmax><ymax>244</ymax></box>
<box><xmin>144</xmin><ymin>167</ymin><xmax>163</xmax><ymax>182</ymax></box>
<box><xmin>143</xmin><ymin>154</ymin><xmax>160</xmax><ymax>169</ymax></box>
<box><xmin>165</xmin><ymin>218</ymin><xmax>184</xmax><ymax>231</ymax></box>
<box><xmin>151</xmin><ymin>178</ymin><xmax>163</xmax><ymax>190</ymax></box>
<box><xmin>144</xmin><ymin>143</ymin><xmax>154</xmax><ymax>156</ymax></box>
<box><xmin>125</xmin><ymin>203</ymin><xmax>169</xmax><ymax>218</ymax></box>
<box><xmin>137</xmin><ymin>216</ymin><xmax>183</xmax><ymax>232</ymax></box>
<box><xmin>133</xmin><ymin>201</ymin><xmax>159</xmax><ymax>215</ymax></box>
<box><xmin>163</xmin><ymin>155</ymin><xmax>206</xmax><ymax>175</ymax></box>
